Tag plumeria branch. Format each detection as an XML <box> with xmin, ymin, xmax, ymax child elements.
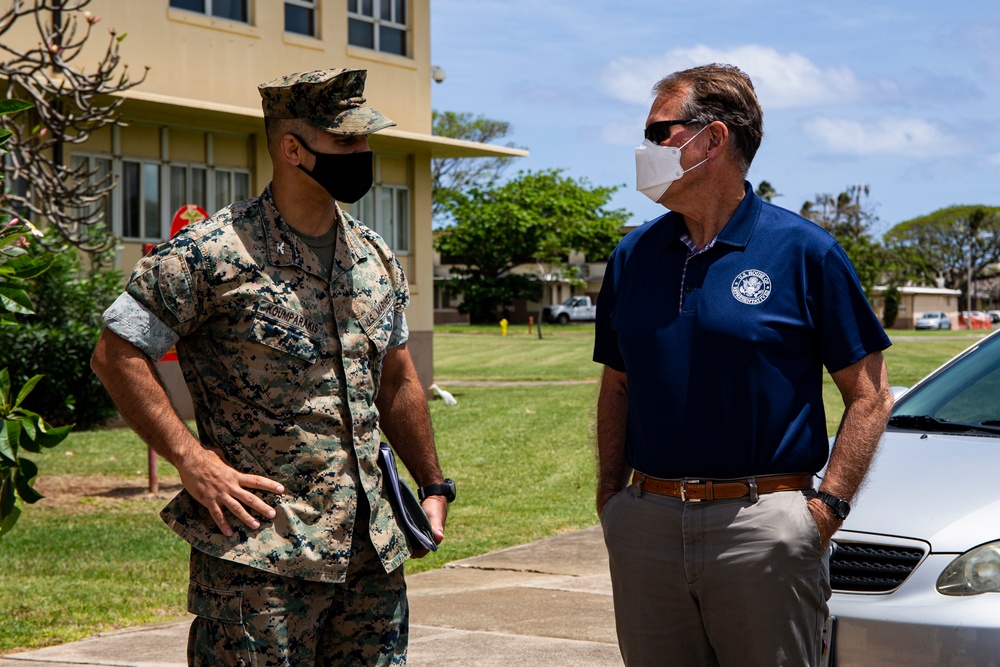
<box><xmin>0</xmin><ymin>0</ymin><xmax>147</xmax><ymax>252</ymax></box>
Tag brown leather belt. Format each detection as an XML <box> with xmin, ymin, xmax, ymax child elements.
<box><xmin>630</xmin><ymin>472</ymin><xmax>814</xmax><ymax>502</ymax></box>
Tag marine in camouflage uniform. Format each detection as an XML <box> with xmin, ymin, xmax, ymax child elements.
<box><xmin>92</xmin><ymin>68</ymin><xmax>449</xmax><ymax>666</ymax></box>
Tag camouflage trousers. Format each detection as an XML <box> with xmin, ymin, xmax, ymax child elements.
<box><xmin>186</xmin><ymin>533</ymin><xmax>407</xmax><ymax>667</ymax></box>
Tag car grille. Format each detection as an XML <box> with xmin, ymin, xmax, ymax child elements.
<box><xmin>829</xmin><ymin>541</ymin><xmax>925</xmax><ymax>592</ymax></box>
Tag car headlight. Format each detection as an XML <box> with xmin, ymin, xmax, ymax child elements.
<box><xmin>937</xmin><ymin>541</ymin><xmax>1000</xmax><ymax>596</ymax></box>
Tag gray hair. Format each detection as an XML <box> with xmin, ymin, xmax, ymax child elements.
<box><xmin>653</xmin><ymin>63</ymin><xmax>764</xmax><ymax>175</ymax></box>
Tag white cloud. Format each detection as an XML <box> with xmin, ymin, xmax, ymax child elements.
<box><xmin>602</xmin><ymin>44</ymin><xmax>861</xmax><ymax>109</ymax></box>
<box><xmin>595</xmin><ymin>120</ymin><xmax>639</xmax><ymax>146</ymax></box>
<box><xmin>802</xmin><ymin>117</ymin><xmax>961</xmax><ymax>158</ymax></box>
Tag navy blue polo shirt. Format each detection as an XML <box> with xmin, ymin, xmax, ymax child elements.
<box><xmin>593</xmin><ymin>184</ymin><xmax>891</xmax><ymax>479</ymax></box>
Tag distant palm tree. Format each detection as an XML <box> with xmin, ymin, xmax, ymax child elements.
<box><xmin>755</xmin><ymin>180</ymin><xmax>780</xmax><ymax>203</ymax></box>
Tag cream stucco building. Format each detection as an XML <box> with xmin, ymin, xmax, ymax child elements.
<box><xmin>5</xmin><ymin>0</ymin><xmax>526</xmax><ymax>411</ymax></box>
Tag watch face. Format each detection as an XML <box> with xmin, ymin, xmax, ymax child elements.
<box><xmin>819</xmin><ymin>492</ymin><xmax>850</xmax><ymax>520</ymax></box>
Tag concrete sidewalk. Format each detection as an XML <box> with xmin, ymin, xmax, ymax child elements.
<box><xmin>0</xmin><ymin>526</ymin><xmax>622</xmax><ymax>667</ymax></box>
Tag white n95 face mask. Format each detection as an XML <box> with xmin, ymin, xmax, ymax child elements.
<box><xmin>635</xmin><ymin>124</ymin><xmax>709</xmax><ymax>202</ymax></box>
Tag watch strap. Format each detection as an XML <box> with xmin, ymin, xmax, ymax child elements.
<box><xmin>418</xmin><ymin>479</ymin><xmax>456</xmax><ymax>502</ymax></box>
<box><xmin>816</xmin><ymin>491</ymin><xmax>850</xmax><ymax>519</ymax></box>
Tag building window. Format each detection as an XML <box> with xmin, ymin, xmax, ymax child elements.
<box><xmin>381</xmin><ymin>185</ymin><xmax>409</xmax><ymax>252</ymax></box>
<box><xmin>69</xmin><ymin>154</ymin><xmax>114</xmax><ymax>233</ymax></box>
<box><xmin>62</xmin><ymin>152</ymin><xmax>251</xmax><ymax>243</ymax></box>
<box><xmin>122</xmin><ymin>160</ymin><xmax>161</xmax><ymax>242</ymax></box>
<box><xmin>285</xmin><ymin>0</ymin><xmax>316</xmax><ymax>36</ymax></box>
<box><xmin>169</xmin><ymin>165</ymin><xmax>208</xmax><ymax>216</ymax></box>
<box><xmin>170</xmin><ymin>0</ymin><xmax>248</xmax><ymax>23</ymax></box>
<box><xmin>348</xmin><ymin>0</ymin><xmax>407</xmax><ymax>56</ymax></box>
<box><xmin>349</xmin><ymin>185</ymin><xmax>409</xmax><ymax>253</ymax></box>
<box><xmin>212</xmin><ymin>168</ymin><xmax>251</xmax><ymax>213</ymax></box>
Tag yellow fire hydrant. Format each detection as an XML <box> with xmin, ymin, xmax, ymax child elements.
<box><xmin>499</xmin><ymin>318</ymin><xmax>508</xmax><ymax>336</ymax></box>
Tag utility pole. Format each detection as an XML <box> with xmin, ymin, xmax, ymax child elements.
<box><xmin>967</xmin><ymin>253</ymin><xmax>973</xmax><ymax>329</ymax></box>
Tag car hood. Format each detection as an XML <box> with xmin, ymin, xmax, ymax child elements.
<box><xmin>837</xmin><ymin>429</ymin><xmax>1000</xmax><ymax>553</ymax></box>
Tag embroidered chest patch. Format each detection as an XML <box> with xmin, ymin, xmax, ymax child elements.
<box><xmin>358</xmin><ymin>291</ymin><xmax>394</xmax><ymax>337</ymax></box>
<box><xmin>258</xmin><ymin>302</ymin><xmax>322</xmax><ymax>336</ymax></box>
<box><xmin>731</xmin><ymin>269</ymin><xmax>772</xmax><ymax>305</ymax></box>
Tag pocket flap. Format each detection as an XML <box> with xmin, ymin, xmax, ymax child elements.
<box><xmin>160</xmin><ymin>255</ymin><xmax>196</xmax><ymax>324</ymax></box>
<box><xmin>188</xmin><ymin>579</ymin><xmax>244</xmax><ymax>623</ymax></box>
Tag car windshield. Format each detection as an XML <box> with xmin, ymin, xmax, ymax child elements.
<box><xmin>890</xmin><ymin>333</ymin><xmax>1000</xmax><ymax>435</ymax></box>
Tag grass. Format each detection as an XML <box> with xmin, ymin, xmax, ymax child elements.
<box><xmin>34</xmin><ymin>426</ymin><xmax>178</xmax><ymax>477</ymax></box>
<box><xmin>821</xmin><ymin>334</ymin><xmax>979</xmax><ymax>434</ymax></box>
<box><xmin>0</xmin><ymin>326</ymin><xmax>989</xmax><ymax>654</ymax></box>
<box><xmin>0</xmin><ymin>501</ymin><xmax>189</xmax><ymax>651</ymax></box>
<box><xmin>434</xmin><ymin>328</ymin><xmax>598</xmax><ymax>382</ymax></box>
<box><xmin>408</xmin><ymin>382</ymin><xmax>599</xmax><ymax>573</ymax></box>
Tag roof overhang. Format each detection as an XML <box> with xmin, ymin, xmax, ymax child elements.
<box><xmin>116</xmin><ymin>90</ymin><xmax>265</xmax><ymax>133</ymax></box>
<box><xmin>371</xmin><ymin>128</ymin><xmax>529</xmax><ymax>159</ymax></box>
<box><xmin>115</xmin><ymin>90</ymin><xmax>528</xmax><ymax>159</ymax></box>
<box><xmin>872</xmin><ymin>286</ymin><xmax>963</xmax><ymax>296</ymax></box>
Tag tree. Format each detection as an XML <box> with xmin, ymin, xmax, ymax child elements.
<box><xmin>755</xmin><ymin>180</ymin><xmax>780</xmax><ymax>203</ymax></box>
<box><xmin>882</xmin><ymin>286</ymin><xmax>900</xmax><ymax>328</ymax></box>
<box><xmin>0</xmin><ymin>148</ymin><xmax>71</xmax><ymax>541</ymax></box>
<box><xmin>884</xmin><ymin>205</ymin><xmax>1000</xmax><ymax>305</ymax></box>
<box><xmin>0</xmin><ymin>95</ymin><xmax>72</xmax><ymax>539</ymax></box>
<box><xmin>0</xmin><ymin>0</ymin><xmax>147</xmax><ymax>251</ymax></box>
<box><xmin>436</xmin><ymin>169</ymin><xmax>630</xmax><ymax>323</ymax></box>
<box><xmin>431</xmin><ymin>110</ymin><xmax>522</xmax><ymax>219</ymax></box>
<box><xmin>800</xmin><ymin>185</ymin><xmax>887</xmax><ymax>298</ymax></box>
<box><xmin>0</xmin><ymin>235</ymin><xmax>121</xmax><ymax>429</ymax></box>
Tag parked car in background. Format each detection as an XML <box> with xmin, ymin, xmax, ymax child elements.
<box><xmin>914</xmin><ymin>311</ymin><xmax>951</xmax><ymax>330</ymax></box>
<box><xmin>988</xmin><ymin>310</ymin><xmax>1000</xmax><ymax>325</ymax></box>
<box><xmin>825</xmin><ymin>329</ymin><xmax>1000</xmax><ymax>666</ymax></box>
<box><xmin>543</xmin><ymin>296</ymin><xmax>597</xmax><ymax>324</ymax></box>
<box><xmin>958</xmin><ymin>311</ymin><xmax>992</xmax><ymax>330</ymax></box>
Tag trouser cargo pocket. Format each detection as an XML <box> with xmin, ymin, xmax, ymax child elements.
<box><xmin>187</xmin><ymin>579</ymin><xmax>255</xmax><ymax>667</ymax></box>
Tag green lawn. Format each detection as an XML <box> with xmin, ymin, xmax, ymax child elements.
<box><xmin>0</xmin><ymin>501</ymin><xmax>189</xmax><ymax>651</ymax></box>
<box><xmin>434</xmin><ymin>328</ymin><xmax>598</xmax><ymax>381</ymax></box>
<box><xmin>0</xmin><ymin>327</ymin><xmax>988</xmax><ymax>654</ymax></box>
<box><xmin>409</xmin><ymin>382</ymin><xmax>599</xmax><ymax>572</ymax></box>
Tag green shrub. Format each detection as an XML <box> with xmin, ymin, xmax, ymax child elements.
<box><xmin>883</xmin><ymin>286</ymin><xmax>900</xmax><ymax>329</ymax></box>
<box><xmin>0</xmin><ymin>243</ymin><xmax>121</xmax><ymax>429</ymax></box>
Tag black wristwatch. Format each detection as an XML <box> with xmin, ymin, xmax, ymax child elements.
<box><xmin>418</xmin><ymin>478</ymin><xmax>456</xmax><ymax>503</ymax></box>
<box><xmin>816</xmin><ymin>491</ymin><xmax>851</xmax><ymax>520</ymax></box>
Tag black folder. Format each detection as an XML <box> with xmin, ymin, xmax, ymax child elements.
<box><xmin>377</xmin><ymin>442</ymin><xmax>438</xmax><ymax>552</ymax></box>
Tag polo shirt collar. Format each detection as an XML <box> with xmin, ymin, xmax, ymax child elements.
<box><xmin>665</xmin><ymin>181</ymin><xmax>761</xmax><ymax>250</ymax></box>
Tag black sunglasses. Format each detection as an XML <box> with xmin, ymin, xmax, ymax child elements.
<box><xmin>644</xmin><ymin>119</ymin><xmax>700</xmax><ymax>145</ymax></box>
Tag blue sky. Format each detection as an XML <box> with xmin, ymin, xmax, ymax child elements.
<box><xmin>430</xmin><ymin>1</ymin><xmax>1000</xmax><ymax>234</ymax></box>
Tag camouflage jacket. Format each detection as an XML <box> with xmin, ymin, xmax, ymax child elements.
<box><xmin>103</xmin><ymin>185</ymin><xmax>411</xmax><ymax>583</ymax></box>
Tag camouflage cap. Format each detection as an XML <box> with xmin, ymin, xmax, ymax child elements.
<box><xmin>258</xmin><ymin>68</ymin><xmax>396</xmax><ymax>136</ymax></box>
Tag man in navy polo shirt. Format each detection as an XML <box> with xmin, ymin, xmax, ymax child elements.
<box><xmin>594</xmin><ymin>64</ymin><xmax>893</xmax><ymax>667</ymax></box>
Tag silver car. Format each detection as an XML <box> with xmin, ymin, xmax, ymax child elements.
<box><xmin>915</xmin><ymin>311</ymin><xmax>952</xmax><ymax>330</ymax></box>
<box><xmin>826</xmin><ymin>329</ymin><xmax>1000</xmax><ymax>666</ymax></box>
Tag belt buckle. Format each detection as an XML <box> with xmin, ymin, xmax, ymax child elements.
<box><xmin>680</xmin><ymin>478</ymin><xmax>704</xmax><ymax>502</ymax></box>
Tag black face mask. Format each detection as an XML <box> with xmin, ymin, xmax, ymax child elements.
<box><xmin>293</xmin><ymin>134</ymin><xmax>374</xmax><ymax>203</ymax></box>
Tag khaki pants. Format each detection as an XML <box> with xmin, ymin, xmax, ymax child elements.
<box><xmin>601</xmin><ymin>485</ymin><xmax>830</xmax><ymax>667</ymax></box>
<box><xmin>186</xmin><ymin>534</ymin><xmax>407</xmax><ymax>667</ymax></box>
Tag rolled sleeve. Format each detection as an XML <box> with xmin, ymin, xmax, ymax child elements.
<box><xmin>388</xmin><ymin>310</ymin><xmax>409</xmax><ymax>349</ymax></box>
<box><xmin>387</xmin><ymin>253</ymin><xmax>410</xmax><ymax>349</ymax></box>
<box><xmin>103</xmin><ymin>292</ymin><xmax>180</xmax><ymax>361</ymax></box>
